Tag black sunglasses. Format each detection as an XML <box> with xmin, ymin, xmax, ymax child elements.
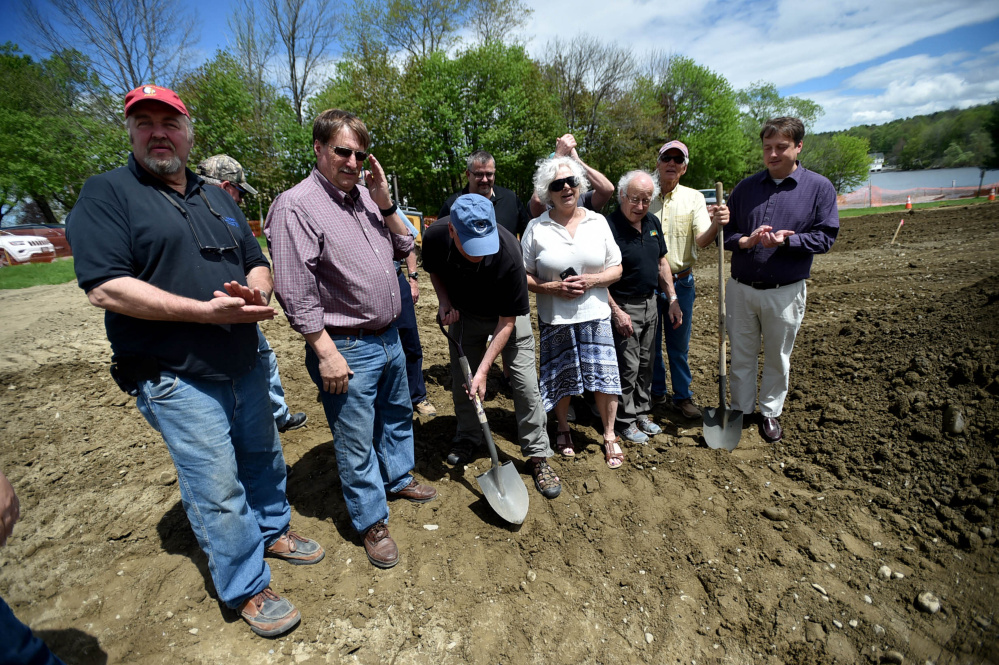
<box><xmin>659</xmin><ymin>154</ymin><xmax>685</xmax><ymax>165</ymax></box>
<box><xmin>330</xmin><ymin>145</ymin><xmax>369</xmax><ymax>162</ymax></box>
<box><xmin>548</xmin><ymin>176</ymin><xmax>580</xmax><ymax>192</ymax></box>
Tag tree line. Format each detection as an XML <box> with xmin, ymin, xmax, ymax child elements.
<box><xmin>4</xmin><ymin>0</ymin><xmax>991</xmax><ymax>225</ymax></box>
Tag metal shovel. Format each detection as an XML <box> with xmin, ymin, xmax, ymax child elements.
<box><xmin>702</xmin><ymin>182</ymin><xmax>743</xmax><ymax>451</ymax></box>
<box><xmin>438</xmin><ymin>318</ymin><xmax>529</xmax><ymax>524</ymax></box>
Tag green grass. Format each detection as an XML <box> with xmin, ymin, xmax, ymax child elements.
<box><xmin>0</xmin><ymin>259</ymin><xmax>78</xmax><ymax>290</ymax></box>
<box><xmin>839</xmin><ymin>197</ymin><xmax>994</xmax><ymax>218</ymax></box>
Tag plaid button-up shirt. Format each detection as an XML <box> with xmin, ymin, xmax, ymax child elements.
<box><xmin>265</xmin><ymin>168</ymin><xmax>414</xmax><ymax>334</ymax></box>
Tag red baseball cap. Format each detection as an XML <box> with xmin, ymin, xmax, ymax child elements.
<box><xmin>124</xmin><ymin>85</ymin><xmax>189</xmax><ymax>118</ymax></box>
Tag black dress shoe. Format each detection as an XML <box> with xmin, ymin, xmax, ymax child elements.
<box><xmin>278</xmin><ymin>412</ymin><xmax>308</xmax><ymax>432</ymax></box>
<box><xmin>761</xmin><ymin>416</ymin><xmax>782</xmax><ymax>442</ymax></box>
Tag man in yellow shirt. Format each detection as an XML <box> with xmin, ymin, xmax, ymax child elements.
<box><xmin>649</xmin><ymin>140</ymin><xmax>729</xmax><ymax>419</ymax></box>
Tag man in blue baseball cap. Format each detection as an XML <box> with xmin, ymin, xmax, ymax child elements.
<box><xmin>423</xmin><ymin>195</ymin><xmax>561</xmax><ymax>499</ymax></box>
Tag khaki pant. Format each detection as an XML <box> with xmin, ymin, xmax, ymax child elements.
<box><xmin>612</xmin><ymin>294</ymin><xmax>658</xmax><ymax>430</ymax></box>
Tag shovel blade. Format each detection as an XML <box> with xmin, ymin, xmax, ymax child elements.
<box><xmin>702</xmin><ymin>406</ymin><xmax>744</xmax><ymax>452</ymax></box>
<box><xmin>475</xmin><ymin>460</ymin><xmax>529</xmax><ymax>525</ymax></box>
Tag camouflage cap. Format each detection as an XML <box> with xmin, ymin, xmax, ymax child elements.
<box><xmin>196</xmin><ymin>154</ymin><xmax>258</xmax><ymax>196</ymax></box>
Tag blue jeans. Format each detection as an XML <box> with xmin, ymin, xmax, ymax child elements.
<box><xmin>257</xmin><ymin>327</ymin><xmax>292</xmax><ymax>427</ymax></box>
<box><xmin>652</xmin><ymin>272</ymin><xmax>695</xmax><ymax>401</ymax></box>
<box><xmin>135</xmin><ymin>360</ymin><xmax>289</xmax><ymax>609</ymax></box>
<box><xmin>395</xmin><ymin>272</ymin><xmax>427</xmax><ymax>405</ymax></box>
<box><xmin>305</xmin><ymin>328</ymin><xmax>415</xmax><ymax>534</ymax></box>
<box><xmin>0</xmin><ymin>597</ymin><xmax>65</xmax><ymax>665</ymax></box>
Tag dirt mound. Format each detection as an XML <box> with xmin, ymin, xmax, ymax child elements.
<box><xmin>1</xmin><ymin>204</ymin><xmax>996</xmax><ymax>664</ymax></box>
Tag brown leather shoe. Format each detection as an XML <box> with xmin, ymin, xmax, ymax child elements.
<box><xmin>387</xmin><ymin>479</ymin><xmax>437</xmax><ymax>503</ymax></box>
<box><xmin>761</xmin><ymin>416</ymin><xmax>783</xmax><ymax>442</ymax></box>
<box><xmin>239</xmin><ymin>587</ymin><xmax>300</xmax><ymax>637</ymax></box>
<box><xmin>265</xmin><ymin>530</ymin><xmax>325</xmax><ymax>565</ymax></box>
<box><xmin>363</xmin><ymin>520</ymin><xmax>399</xmax><ymax>568</ymax></box>
<box><xmin>674</xmin><ymin>398</ymin><xmax>701</xmax><ymax>419</ymax></box>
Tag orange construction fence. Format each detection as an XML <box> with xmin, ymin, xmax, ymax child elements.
<box><xmin>838</xmin><ymin>182</ymin><xmax>999</xmax><ymax>209</ymax></box>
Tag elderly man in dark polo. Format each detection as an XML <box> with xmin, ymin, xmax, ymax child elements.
<box><xmin>724</xmin><ymin>116</ymin><xmax>839</xmax><ymax>442</ymax></box>
<box><xmin>68</xmin><ymin>85</ymin><xmax>322</xmax><ymax>639</ymax></box>
<box><xmin>606</xmin><ymin>170</ymin><xmax>681</xmax><ymax>444</ymax></box>
<box><xmin>266</xmin><ymin>109</ymin><xmax>436</xmax><ymax>571</ymax></box>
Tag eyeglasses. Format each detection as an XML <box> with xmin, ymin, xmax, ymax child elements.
<box><xmin>470</xmin><ymin>171</ymin><xmax>495</xmax><ymax>180</ymax></box>
<box><xmin>158</xmin><ymin>189</ymin><xmax>239</xmax><ymax>254</ymax></box>
<box><xmin>659</xmin><ymin>154</ymin><xmax>685</xmax><ymax>165</ymax></box>
<box><xmin>626</xmin><ymin>195</ymin><xmax>652</xmax><ymax>207</ymax></box>
<box><xmin>330</xmin><ymin>145</ymin><xmax>369</xmax><ymax>162</ymax></box>
<box><xmin>548</xmin><ymin>176</ymin><xmax>580</xmax><ymax>192</ymax></box>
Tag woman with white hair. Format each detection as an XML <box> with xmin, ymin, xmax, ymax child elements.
<box><xmin>521</xmin><ymin>156</ymin><xmax>626</xmax><ymax>469</ymax></box>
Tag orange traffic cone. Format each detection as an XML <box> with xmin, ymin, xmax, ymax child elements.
<box><xmin>989</xmin><ymin>188</ymin><xmax>995</xmax><ymax>202</ymax></box>
<box><xmin>905</xmin><ymin>195</ymin><xmax>912</xmax><ymax>210</ymax></box>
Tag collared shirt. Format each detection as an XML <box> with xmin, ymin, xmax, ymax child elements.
<box><xmin>265</xmin><ymin>168</ymin><xmax>414</xmax><ymax>334</ymax></box>
<box><xmin>607</xmin><ymin>207</ymin><xmax>667</xmax><ymax>299</ymax></box>
<box><xmin>67</xmin><ymin>154</ymin><xmax>267</xmax><ymax>379</ymax></box>
<box><xmin>438</xmin><ymin>184</ymin><xmax>531</xmax><ymax>236</ymax></box>
<box><xmin>649</xmin><ymin>183</ymin><xmax>712</xmax><ymax>275</ymax></box>
<box><xmin>521</xmin><ymin>208</ymin><xmax>622</xmax><ymax>325</ymax></box>
<box><xmin>422</xmin><ymin>218</ymin><xmax>530</xmax><ymax>319</ymax></box>
<box><xmin>723</xmin><ymin>163</ymin><xmax>839</xmax><ymax>284</ymax></box>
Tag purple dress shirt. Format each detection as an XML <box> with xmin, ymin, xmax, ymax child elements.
<box><xmin>723</xmin><ymin>163</ymin><xmax>839</xmax><ymax>284</ymax></box>
<box><xmin>265</xmin><ymin>168</ymin><xmax>414</xmax><ymax>334</ymax></box>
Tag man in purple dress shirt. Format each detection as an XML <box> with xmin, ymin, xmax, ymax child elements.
<box><xmin>723</xmin><ymin>117</ymin><xmax>839</xmax><ymax>443</ymax></box>
<box><xmin>266</xmin><ymin>109</ymin><xmax>437</xmax><ymax>570</ymax></box>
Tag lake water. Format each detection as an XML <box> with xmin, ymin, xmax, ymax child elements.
<box><xmin>846</xmin><ymin>167</ymin><xmax>999</xmax><ymax>193</ymax></box>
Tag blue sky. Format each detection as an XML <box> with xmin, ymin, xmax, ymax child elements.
<box><xmin>3</xmin><ymin>0</ymin><xmax>998</xmax><ymax>132</ymax></box>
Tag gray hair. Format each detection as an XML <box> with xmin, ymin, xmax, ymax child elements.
<box><xmin>532</xmin><ymin>156</ymin><xmax>590</xmax><ymax>206</ymax></box>
<box><xmin>617</xmin><ymin>170</ymin><xmax>659</xmax><ymax>204</ymax></box>
<box><xmin>125</xmin><ymin>114</ymin><xmax>195</xmax><ymax>144</ymax></box>
<box><xmin>466</xmin><ymin>150</ymin><xmax>495</xmax><ymax>172</ymax></box>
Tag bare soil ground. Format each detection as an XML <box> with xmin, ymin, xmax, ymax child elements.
<box><xmin>1</xmin><ymin>204</ymin><xmax>997</xmax><ymax>664</ymax></box>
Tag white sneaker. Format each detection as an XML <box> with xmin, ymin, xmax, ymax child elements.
<box><xmin>636</xmin><ymin>416</ymin><xmax>661</xmax><ymax>436</ymax></box>
<box><xmin>617</xmin><ymin>423</ymin><xmax>649</xmax><ymax>444</ymax></box>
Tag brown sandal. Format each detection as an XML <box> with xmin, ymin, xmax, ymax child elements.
<box><xmin>555</xmin><ymin>429</ymin><xmax>575</xmax><ymax>457</ymax></box>
<box><xmin>603</xmin><ymin>437</ymin><xmax>625</xmax><ymax>469</ymax></box>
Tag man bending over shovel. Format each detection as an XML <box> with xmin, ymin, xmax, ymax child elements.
<box><xmin>423</xmin><ymin>195</ymin><xmax>562</xmax><ymax>499</ymax></box>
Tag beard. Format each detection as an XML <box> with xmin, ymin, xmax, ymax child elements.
<box><xmin>141</xmin><ymin>140</ymin><xmax>184</xmax><ymax>177</ymax></box>
<box><xmin>142</xmin><ymin>153</ymin><xmax>183</xmax><ymax>177</ymax></box>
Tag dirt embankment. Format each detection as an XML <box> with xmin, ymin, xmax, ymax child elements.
<box><xmin>1</xmin><ymin>204</ymin><xmax>997</xmax><ymax>664</ymax></box>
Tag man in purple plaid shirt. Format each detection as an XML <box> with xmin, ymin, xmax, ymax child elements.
<box><xmin>265</xmin><ymin>109</ymin><xmax>437</xmax><ymax>570</ymax></box>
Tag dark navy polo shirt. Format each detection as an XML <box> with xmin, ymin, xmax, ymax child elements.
<box><xmin>607</xmin><ymin>207</ymin><xmax>667</xmax><ymax>299</ymax></box>
<box><xmin>67</xmin><ymin>154</ymin><xmax>269</xmax><ymax>379</ymax></box>
<box><xmin>723</xmin><ymin>163</ymin><xmax>839</xmax><ymax>284</ymax></box>
<box><xmin>422</xmin><ymin>218</ymin><xmax>530</xmax><ymax>319</ymax></box>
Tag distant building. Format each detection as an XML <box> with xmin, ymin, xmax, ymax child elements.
<box><xmin>869</xmin><ymin>153</ymin><xmax>884</xmax><ymax>172</ymax></box>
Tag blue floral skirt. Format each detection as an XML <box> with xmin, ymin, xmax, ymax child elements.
<box><xmin>538</xmin><ymin>317</ymin><xmax>621</xmax><ymax>412</ymax></box>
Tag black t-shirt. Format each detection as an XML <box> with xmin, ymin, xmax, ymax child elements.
<box><xmin>607</xmin><ymin>207</ymin><xmax>667</xmax><ymax>299</ymax></box>
<box><xmin>422</xmin><ymin>218</ymin><xmax>530</xmax><ymax>319</ymax></box>
<box><xmin>67</xmin><ymin>154</ymin><xmax>268</xmax><ymax>379</ymax></box>
<box><xmin>437</xmin><ymin>185</ymin><xmax>531</xmax><ymax>237</ymax></box>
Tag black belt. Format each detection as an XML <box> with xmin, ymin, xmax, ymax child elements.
<box><xmin>735</xmin><ymin>277</ymin><xmax>801</xmax><ymax>290</ymax></box>
<box><xmin>615</xmin><ymin>293</ymin><xmax>655</xmax><ymax>304</ymax></box>
<box><xmin>673</xmin><ymin>267</ymin><xmax>692</xmax><ymax>280</ymax></box>
<box><xmin>326</xmin><ymin>325</ymin><xmax>390</xmax><ymax>338</ymax></box>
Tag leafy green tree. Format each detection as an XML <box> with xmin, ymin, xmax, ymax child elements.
<box><xmin>0</xmin><ymin>43</ymin><xmax>125</xmax><ymax>224</ymax></box>
<box><xmin>642</xmin><ymin>55</ymin><xmax>748</xmax><ymax>189</ymax></box>
<box><xmin>800</xmin><ymin>134</ymin><xmax>870</xmax><ymax>193</ymax></box>
<box><xmin>177</xmin><ymin>51</ymin><xmax>312</xmax><ymax>220</ymax></box>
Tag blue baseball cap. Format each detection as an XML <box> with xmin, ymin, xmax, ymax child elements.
<box><xmin>449</xmin><ymin>194</ymin><xmax>498</xmax><ymax>257</ymax></box>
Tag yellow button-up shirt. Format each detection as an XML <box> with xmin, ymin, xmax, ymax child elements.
<box><xmin>649</xmin><ymin>184</ymin><xmax>712</xmax><ymax>275</ymax></box>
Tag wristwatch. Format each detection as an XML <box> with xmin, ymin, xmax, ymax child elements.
<box><xmin>669</xmin><ymin>294</ymin><xmax>678</xmax><ymax>303</ymax></box>
<box><xmin>408</xmin><ymin>272</ymin><xmax>419</xmax><ymax>280</ymax></box>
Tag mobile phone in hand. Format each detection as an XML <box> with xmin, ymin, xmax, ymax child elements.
<box><xmin>560</xmin><ymin>267</ymin><xmax>577</xmax><ymax>280</ymax></box>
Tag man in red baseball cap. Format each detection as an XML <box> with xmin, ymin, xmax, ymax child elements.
<box><xmin>67</xmin><ymin>84</ymin><xmax>322</xmax><ymax>638</ymax></box>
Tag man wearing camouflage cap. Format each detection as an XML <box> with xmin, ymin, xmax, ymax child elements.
<box><xmin>198</xmin><ymin>154</ymin><xmax>308</xmax><ymax>434</ymax></box>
